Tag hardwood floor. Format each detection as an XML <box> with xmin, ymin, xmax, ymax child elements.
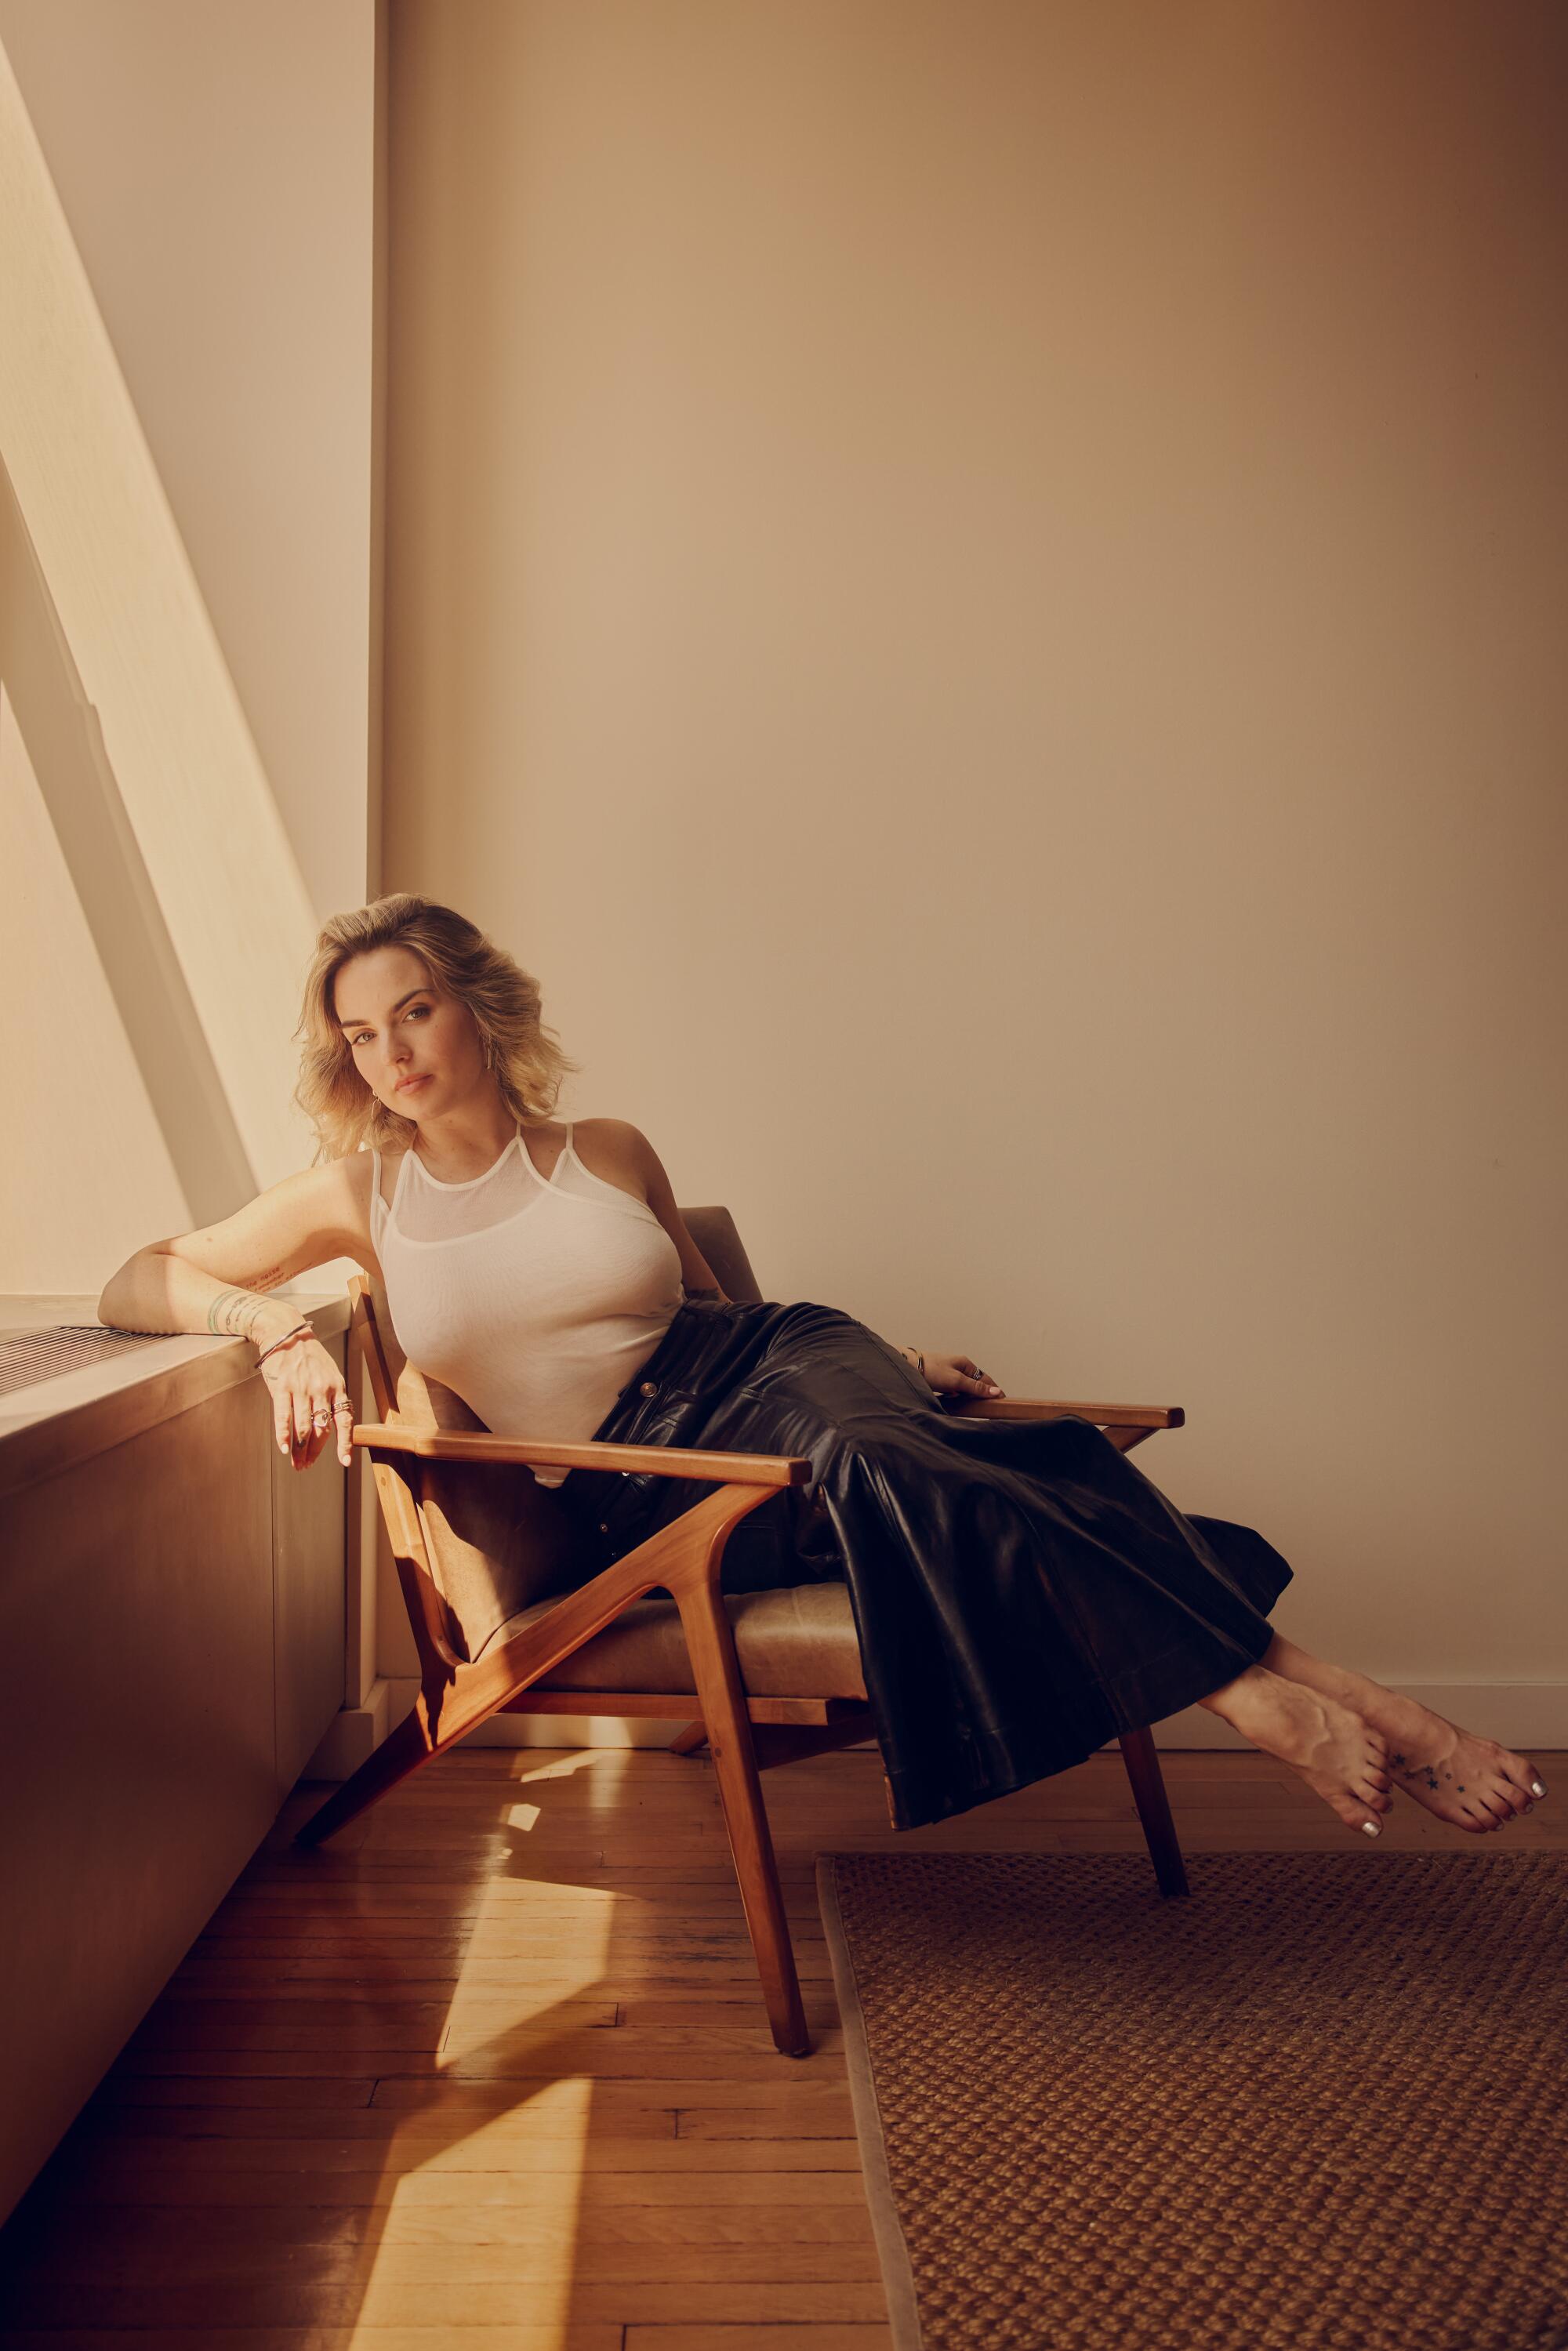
<box><xmin>1</xmin><ymin>1740</ymin><xmax>1561</xmax><ymax>2349</ymax></box>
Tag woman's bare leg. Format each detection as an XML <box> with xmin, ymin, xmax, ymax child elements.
<box><xmin>1254</xmin><ymin>1633</ymin><xmax>1548</xmax><ymax>1834</ymax></box>
<box><xmin>1193</xmin><ymin>1662</ymin><xmax>1395</xmax><ymax>1836</ymax></box>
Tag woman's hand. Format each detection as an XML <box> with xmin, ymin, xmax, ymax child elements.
<box><xmin>902</xmin><ymin>1346</ymin><xmax>1005</xmax><ymax>1401</ymax></box>
<box><xmin>257</xmin><ymin>1331</ymin><xmax>355</xmax><ymax>1470</ymax></box>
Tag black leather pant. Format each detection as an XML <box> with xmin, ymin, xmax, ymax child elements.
<box><xmin>554</xmin><ymin>1299</ymin><xmax>1292</xmax><ymax>1832</ymax></box>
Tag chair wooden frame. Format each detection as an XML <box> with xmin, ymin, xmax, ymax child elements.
<box><xmin>296</xmin><ymin>1275</ymin><xmax>1192</xmax><ymax>2058</ymax></box>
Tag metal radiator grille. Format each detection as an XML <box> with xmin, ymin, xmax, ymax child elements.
<box><xmin>0</xmin><ymin>1325</ymin><xmax>174</xmax><ymax>1401</ymax></box>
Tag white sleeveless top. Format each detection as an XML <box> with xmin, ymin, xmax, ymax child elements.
<box><xmin>371</xmin><ymin>1122</ymin><xmax>685</xmax><ymax>1488</ymax></box>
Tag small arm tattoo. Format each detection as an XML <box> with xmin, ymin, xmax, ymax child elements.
<box><xmin>238</xmin><ymin>1264</ymin><xmax>290</xmax><ymax>1293</ymax></box>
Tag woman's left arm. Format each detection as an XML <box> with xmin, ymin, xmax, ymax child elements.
<box><xmin>619</xmin><ymin>1123</ymin><xmax>733</xmax><ymax>1301</ymax></box>
<box><xmin>616</xmin><ymin>1123</ymin><xmax>1002</xmax><ymax>1387</ymax></box>
<box><xmin>896</xmin><ymin>1344</ymin><xmax>1005</xmax><ymax>1401</ymax></box>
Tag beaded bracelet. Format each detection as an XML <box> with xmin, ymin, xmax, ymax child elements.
<box><xmin>254</xmin><ymin>1319</ymin><xmax>314</xmax><ymax>1366</ymax></box>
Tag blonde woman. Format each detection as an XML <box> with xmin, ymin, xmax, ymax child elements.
<box><xmin>99</xmin><ymin>895</ymin><xmax>1547</xmax><ymax>1839</ymax></box>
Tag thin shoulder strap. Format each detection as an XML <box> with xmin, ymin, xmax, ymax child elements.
<box><xmin>370</xmin><ymin>1142</ymin><xmax>408</xmax><ymax>1231</ymax></box>
<box><xmin>389</xmin><ymin>1144</ymin><xmax>416</xmax><ymax>1219</ymax></box>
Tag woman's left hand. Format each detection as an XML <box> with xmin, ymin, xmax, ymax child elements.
<box><xmin>906</xmin><ymin>1348</ymin><xmax>1005</xmax><ymax>1400</ymax></box>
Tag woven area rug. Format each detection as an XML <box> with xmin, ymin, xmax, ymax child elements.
<box><xmin>816</xmin><ymin>1849</ymin><xmax>1568</xmax><ymax>2351</ymax></box>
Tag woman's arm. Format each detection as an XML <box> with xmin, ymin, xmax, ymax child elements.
<box><xmin>602</xmin><ymin>1123</ymin><xmax>1002</xmax><ymax>1390</ymax></box>
<box><xmin>98</xmin><ymin>1158</ymin><xmax>370</xmax><ymax>1468</ymax></box>
<box><xmin>98</xmin><ymin>1160</ymin><xmax>366</xmax><ymax>1342</ymax></box>
<box><xmin>894</xmin><ymin>1343</ymin><xmax>1005</xmax><ymax>1400</ymax></box>
<box><xmin>604</xmin><ymin>1123</ymin><xmax>733</xmax><ymax>1302</ymax></box>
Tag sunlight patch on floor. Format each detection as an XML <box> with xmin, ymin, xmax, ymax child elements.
<box><xmin>343</xmin><ymin>1749</ymin><xmax>637</xmax><ymax>2350</ymax></box>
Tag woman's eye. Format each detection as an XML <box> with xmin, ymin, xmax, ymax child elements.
<box><xmin>350</xmin><ymin>1004</ymin><xmax>428</xmax><ymax>1046</ymax></box>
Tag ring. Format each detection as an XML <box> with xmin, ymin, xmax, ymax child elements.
<box><xmin>312</xmin><ymin>1410</ymin><xmax>332</xmax><ymax>1430</ymax></box>
<box><xmin>332</xmin><ymin>1399</ymin><xmax>354</xmax><ymax>1417</ymax></box>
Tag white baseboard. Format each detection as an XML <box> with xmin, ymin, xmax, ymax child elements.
<box><xmin>1148</xmin><ymin>1685</ymin><xmax>1568</xmax><ymax>1751</ymax></box>
<box><xmin>299</xmin><ymin>1677</ymin><xmax>1567</xmax><ymax>1777</ymax></box>
<box><xmin>303</xmin><ymin>1678</ymin><xmax>393</xmax><ymax>1778</ymax></box>
<box><xmin>371</xmin><ymin>1679</ymin><xmax>688</xmax><ymax>1753</ymax></box>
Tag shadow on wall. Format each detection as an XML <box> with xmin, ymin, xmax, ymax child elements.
<box><xmin>0</xmin><ymin>450</ymin><xmax>254</xmax><ymax>1239</ymax></box>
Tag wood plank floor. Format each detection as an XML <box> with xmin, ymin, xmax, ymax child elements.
<box><xmin>0</xmin><ymin>1740</ymin><xmax>1561</xmax><ymax>2350</ymax></box>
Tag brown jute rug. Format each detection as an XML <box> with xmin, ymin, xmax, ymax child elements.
<box><xmin>816</xmin><ymin>1849</ymin><xmax>1568</xmax><ymax>2351</ymax></box>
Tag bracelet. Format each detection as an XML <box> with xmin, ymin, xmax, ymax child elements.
<box><xmin>254</xmin><ymin>1319</ymin><xmax>314</xmax><ymax>1366</ymax></box>
<box><xmin>903</xmin><ymin>1344</ymin><xmax>927</xmax><ymax>1381</ymax></box>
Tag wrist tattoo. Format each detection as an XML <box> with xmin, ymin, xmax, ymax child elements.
<box><xmin>207</xmin><ymin>1289</ymin><xmax>271</xmax><ymax>1341</ymax></box>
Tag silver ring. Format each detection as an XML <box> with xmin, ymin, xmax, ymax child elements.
<box><xmin>332</xmin><ymin>1399</ymin><xmax>354</xmax><ymax>1417</ymax></box>
<box><xmin>311</xmin><ymin>1410</ymin><xmax>332</xmax><ymax>1430</ymax></box>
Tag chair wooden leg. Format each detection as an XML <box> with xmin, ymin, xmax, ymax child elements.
<box><xmin>669</xmin><ymin>1720</ymin><xmax>709</xmax><ymax>1757</ymax></box>
<box><xmin>1118</xmin><ymin>1725</ymin><xmax>1189</xmax><ymax>1898</ymax></box>
<box><xmin>293</xmin><ymin>1704</ymin><xmax>439</xmax><ymax>1849</ymax></box>
<box><xmin>674</xmin><ymin>1582</ymin><xmax>811</xmax><ymax>2058</ymax></box>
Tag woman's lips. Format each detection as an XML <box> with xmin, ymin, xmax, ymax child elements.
<box><xmin>395</xmin><ymin>1075</ymin><xmax>430</xmax><ymax>1094</ymax></box>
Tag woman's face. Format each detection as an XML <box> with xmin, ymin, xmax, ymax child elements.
<box><xmin>332</xmin><ymin>945</ymin><xmax>487</xmax><ymax>1119</ymax></box>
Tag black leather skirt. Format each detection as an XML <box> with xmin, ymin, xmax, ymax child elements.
<box><xmin>554</xmin><ymin>1298</ymin><xmax>1292</xmax><ymax>1833</ymax></box>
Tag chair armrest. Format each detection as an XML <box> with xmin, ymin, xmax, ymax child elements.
<box><xmin>351</xmin><ymin>1423</ymin><xmax>811</xmax><ymax>1489</ymax></box>
<box><xmin>939</xmin><ymin>1398</ymin><xmax>1185</xmax><ymax>1429</ymax></box>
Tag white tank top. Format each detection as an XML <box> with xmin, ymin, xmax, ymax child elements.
<box><xmin>371</xmin><ymin>1122</ymin><xmax>684</xmax><ymax>1488</ymax></box>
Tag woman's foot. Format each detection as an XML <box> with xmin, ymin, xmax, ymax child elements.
<box><xmin>1259</xmin><ymin>1635</ymin><xmax>1547</xmax><ymax>1835</ymax></box>
<box><xmin>1197</xmin><ymin>1663</ymin><xmax>1392</xmax><ymax>1838</ymax></box>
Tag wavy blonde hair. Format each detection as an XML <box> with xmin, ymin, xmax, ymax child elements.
<box><xmin>292</xmin><ymin>894</ymin><xmax>581</xmax><ymax>1163</ymax></box>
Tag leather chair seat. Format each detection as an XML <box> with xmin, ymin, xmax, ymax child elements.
<box><xmin>490</xmin><ymin>1579</ymin><xmax>869</xmax><ymax>1700</ymax></box>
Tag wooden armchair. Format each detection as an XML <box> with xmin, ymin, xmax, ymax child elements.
<box><xmin>296</xmin><ymin>1206</ymin><xmax>1190</xmax><ymax>2059</ymax></box>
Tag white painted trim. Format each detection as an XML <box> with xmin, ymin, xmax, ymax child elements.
<box><xmin>303</xmin><ymin>1678</ymin><xmax>393</xmax><ymax>1778</ymax></box>
<box><xmin>344</xmin><ymin>1678</ymin><xmax>1568</xmax><ymax>1765</ymax></box>
<box><xmin>1142</xmin><ymin>1685</ymin><xmax>1568</xmax><ymax>1751</ymax></box>
<box><xmin>370</xmin><ymin>1679</ymin><xmax>707</xmax><ymax>1753</ymax></box>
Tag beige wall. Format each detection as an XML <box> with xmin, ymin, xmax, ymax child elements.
<box><xmin>387</xmin><ymin>1</ymin><xmax>1568</xmax><ymax>1695</ymax></box>
<box><xmin>0</xmin><ymin>0</ymin><xmax>381</xmax><ymax>921</ymax></box>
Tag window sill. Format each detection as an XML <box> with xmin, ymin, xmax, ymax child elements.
<box><xmin>0</xmin><ymin>1291</ymin><xmax>350</xmax><ymax>1504</ymax></box>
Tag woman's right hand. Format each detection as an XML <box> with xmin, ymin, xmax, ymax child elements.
<box><xmin>258</xmin><ymin>1331</ymin><xmax>355</xmax><ymax>1471</ymax></box>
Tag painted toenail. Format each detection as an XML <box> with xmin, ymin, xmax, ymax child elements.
<box><xmin>1361</xmin><ymin>1820</ymin><xmax>1381</xmax><ymax>1837</ymax></box>
<box><xmin>1531</xmin><ymin>1780</ymin><xmax>1547</xmax><ymax>1798</ymax></box>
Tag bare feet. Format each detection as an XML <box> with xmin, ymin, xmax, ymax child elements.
<box><xmin>1260</xmin><ymin>1635</ymin><xmax>1548</xmax><ymax>1836</ymax></box>
<box><xmin>1198</xmin><ymin>1663</ymin><xmax>1392</xmax><ymax>1837</ymax></box>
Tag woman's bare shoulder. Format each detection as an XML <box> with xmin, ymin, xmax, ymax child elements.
<box><xmin>342</xmin><ymin>1140</ymin><xmax>412</xmax><ymax>1212</ymax></box>
<box><xmin>572</xmin><ymin>1115</ymin><xmax>644</xmax><ymax>1149</ymax></box>
<box><xmin>318</xmin><ymin>1148</ymin><xmax>388</xmax><ymax>1243</ymax></box>
<box><xmin>570</xmin><ymin>1116</ymin><xmax>652</xmax><ymax>1201</ymax></box>
<box><xmin>578</xmin><ymin>1117</ymin><xmax>681</xmax><ymax>1172</ymax></box>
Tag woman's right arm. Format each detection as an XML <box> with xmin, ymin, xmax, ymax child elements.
<box><xmin>97</xmin><ymin>1157</ymin><xmax>372</xmax><ymax>1470</ymax></box>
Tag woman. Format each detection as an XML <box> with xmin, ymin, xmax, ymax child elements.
<box><xmin>99</xmin><ymin>895</ymin><xmax>1547</xmax><ymax>1840</ymax></box>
